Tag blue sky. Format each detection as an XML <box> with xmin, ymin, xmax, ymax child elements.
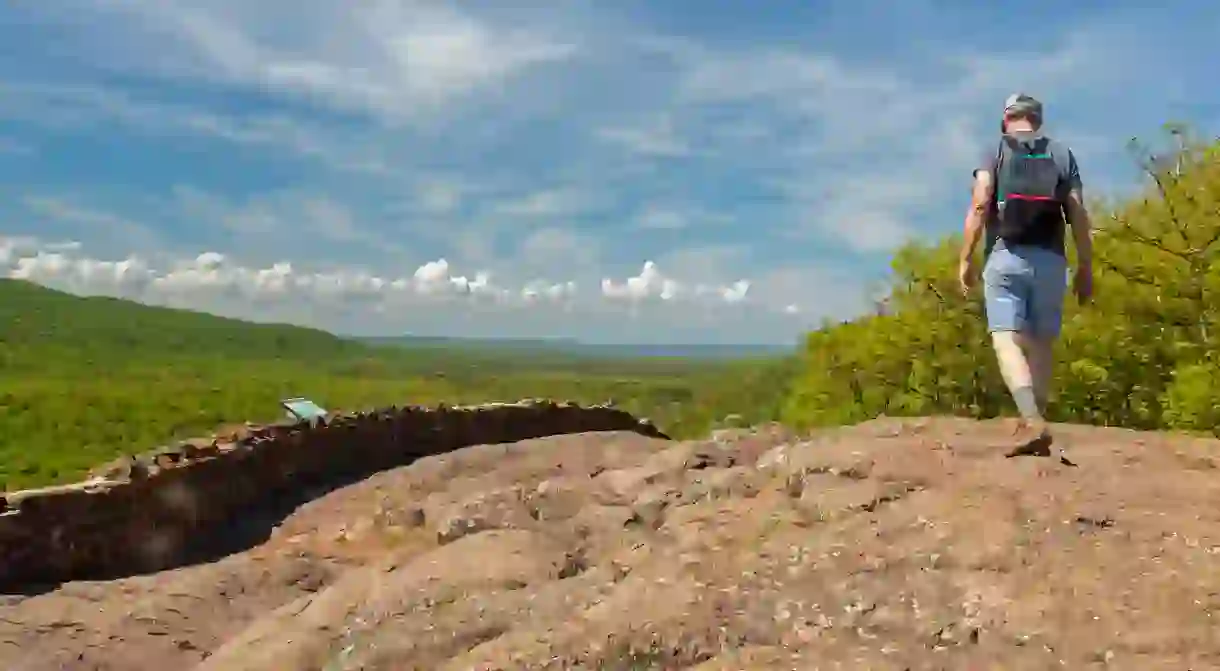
<box><xmin>0</xmin><ymin>0</ymin><xmax>1217</xmax><ymax>344</ymax></box>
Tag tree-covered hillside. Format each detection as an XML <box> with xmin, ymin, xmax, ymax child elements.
<box><xmin>0</xmin><ymin>281</ymin><xmax>793</xmax><ymax>489</ymax></box>
<box><xmin>0</xmin><ymin>279</ymin><xmax>371</xmax><ymax>372</ymax></box>
<box><xmin>781</xmin><ymin>126</ymin><xmax>1220</xmax><ymax>434</ymax></box>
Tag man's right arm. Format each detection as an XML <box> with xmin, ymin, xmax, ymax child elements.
<box><xmin>961</xmin><ymin>169</ymin><xmax>993</xmax><ymax>265</ymax></box>
<box><xmin>961</xmin><ymin>148</ymin><xmax>998</xmax><ymax>265</ymax></box>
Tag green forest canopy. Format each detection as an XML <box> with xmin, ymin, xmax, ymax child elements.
<box><xmin>0</xmin><ymin>280</ymin><xmax>793</xmax><ymax>489</ymax></box>
<box><xmin>781</xmin><ymin>126</ymin><xmax>1220</xmax><ymax>434</ymax></box>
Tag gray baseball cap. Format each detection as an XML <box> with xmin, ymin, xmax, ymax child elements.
<box><xmin>1004</xmin><ymin>93</ymin><xmax>1043</xmax><ymax>119</ymax></box>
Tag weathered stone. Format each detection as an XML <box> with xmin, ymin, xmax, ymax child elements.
<box><xmin>527</xmin><ymin>476</ymin><xmax>594</xmax><ymax>522</ymax></box>
<box><xmin>0</xmin><ymin>401</ymin><xmax>668</xmax><ymax>590</ymax></box>
<box><xmin>425</xmin><ymin>485</ymin><xmax>534</xmax><ymax>544</ymax></box>
<box><xmin>10</xmin><ymin>416</ymin><xmax>1220</xmax><ymax>671</ymax></box>
<box><xmin>629</xmin><ymin>483</ymin><xmax>681</xmax><ymax>529</ymax></box>
<box><xmin>591</xmin><ymin>465</ymin><xmax>666</xmax><ymax>504</ymax></box>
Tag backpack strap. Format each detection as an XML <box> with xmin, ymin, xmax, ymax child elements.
<box><xmin>984</xmin><ymin>137</ymin><xmax>1005</xmax><ymax>258</ymax></box>
<box><xmin>993</xmin><ymin>137</ymin><xmax>1006</xmax><ymax>193</ymax></box>
<box><xmin>1004</xmin><ymin>134</ymin><xmax>1050</xmax><ymax>155</ymax></box>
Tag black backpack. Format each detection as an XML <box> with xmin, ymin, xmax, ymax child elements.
<box><xmin>988</xmin><ymin>134</ymin><xmax>1066</xmax><ymax>252</ymax></box>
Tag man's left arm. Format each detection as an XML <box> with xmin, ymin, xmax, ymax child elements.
<box><xmin>1062</xmin><ymin>149</ymin><xmax>1092</xmax><ymax>272</ymax></box>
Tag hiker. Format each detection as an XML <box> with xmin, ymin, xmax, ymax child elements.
<box><xmin>957</xmin><ymin>93</ymin><xmax>1095</xmax><ymax>457</ymax></box>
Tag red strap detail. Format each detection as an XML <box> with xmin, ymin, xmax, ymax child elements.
<box><xmin>1005</xmin><ymin>194</ymin><xmax>1057</xmax><ymax>202</ymax></box>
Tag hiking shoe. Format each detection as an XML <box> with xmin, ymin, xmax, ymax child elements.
<box><xmin>1005</xmin><ymin>418</ymin><xmax>1052</xmax><ymax>458</ymax></box>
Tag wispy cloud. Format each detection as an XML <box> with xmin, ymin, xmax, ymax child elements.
<box><xmin>635</xmin><ymin>207</ymin><xmax>689</xmax><ymax>231</ymax></box>
<box><xmin>32</xmin><ymin>0</ymin><xmax>577</xmax><ymax>123</ymax></box>
<box><xmin>2</xmin><ymin>0</ymin><xmax>1217</xmax><ymax>342</ymax></box>
<box><xmin>0</xmin><ymin>82</ymin><xmax>396</xmax><ymax>176</ymax></box>
<box><xmin>1</xmin><ymin>233</ymin><xmax>797</xmax><ymax>341</ymax></box>
<box><xmin>412</xmin><ymin>179</ymin><xmax>465</xmax><ymax>215</ymax></box>
<box><xmin>597</xmin><ymin>114</ymin><xmax>692</xmax><ymax>158</ymax></box>
<box><xmin>22</xmin><ymin>195</ymin><xmax>166</xmax><ymax>250</ymax></box>
<box><xmin>491</xmin><ymin>187</ymin><xmax>598</xmax><ymax>219</ymax></box>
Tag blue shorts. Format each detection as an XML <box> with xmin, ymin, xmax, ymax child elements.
<box><xmin>982</xmin><ymin>241</ymin><xmax>1068</xmax><ymax>338</ymax></box>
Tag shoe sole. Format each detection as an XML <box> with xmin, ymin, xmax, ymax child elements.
<box><xmin>1005</xmin><ymin>432</ymin><xmax>1053</xmax><ymax>458</ymax></box>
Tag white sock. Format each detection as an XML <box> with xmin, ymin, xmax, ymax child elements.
<box><xmin>992</xmin><ymin>331</ymin><xmax>1044</xmax><ymax>422</ymax></box>
<box><xmin>1010</xmin><ymin>385</ymin><xmax>1042</xmax><ymax>422</ymax></box>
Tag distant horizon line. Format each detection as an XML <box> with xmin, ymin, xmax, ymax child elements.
<box><xmin>352</xmin><ymin>334</ymin><xmax>798</xmax><ymax>350</ymax></box>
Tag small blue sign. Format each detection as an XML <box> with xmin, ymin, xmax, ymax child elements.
<box><xmin>281</xmin><ymin>397</ymin><xmax>329</xmax><ymax>424</ymax></box>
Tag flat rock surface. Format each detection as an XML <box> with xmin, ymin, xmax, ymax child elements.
<box><xmin>3</xmin><ymin>419</ymin><xmax>1220</xmax><ymax>670</ymax></box>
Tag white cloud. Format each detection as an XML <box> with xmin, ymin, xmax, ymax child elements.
<box><xmin>720</xmin><ymin>279</ymin><xmax>750</xmax><ymax>303</ymax></box>
<box><xmin>0</xmin><ymin>236</ymin><xmax>784</xmax><ymax>338</ymax></box>
<box><xmin>521</xmin><ymin>279</ymin><xmax>577</xmax><ymax>304</ymax></box>
<box><xmin>11</xmin><ymin>251</ymin><xmax>155</xmax><ymax>296</ymax></box>
<box><xmin>410</xmin><ymin>258</ymin><xmax>506</xmax><ymax>300</ymax></box>
<box><xmin>0</xmin><ymin>239</ymin><xmax>525</xmax><ymax>319</ymax></box>
<box><xmin>600</xmin><ymin>260</ymin><xmax>748</xmax><ymax>305</ymax></box>
<box><xmin>45</xmin><ymin>0</ymin><xmax>577</xmax><ymax>123</ymax></box>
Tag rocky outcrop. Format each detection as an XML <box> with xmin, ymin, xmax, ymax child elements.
<box><xmin>8</xmin><ymin>418</ymin><xmax>1220</xmax><ymax>669</ymax></box>
<box><xmin>0</xmin><ymin>400</ymin><xmax>666</xmax><ymax>590</ymax></box>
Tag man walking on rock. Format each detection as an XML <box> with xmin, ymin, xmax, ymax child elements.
<box><xmin>958</xmin><ymin>93</ymin><xmax>1094</xmax><ymax>457</ymax></box>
